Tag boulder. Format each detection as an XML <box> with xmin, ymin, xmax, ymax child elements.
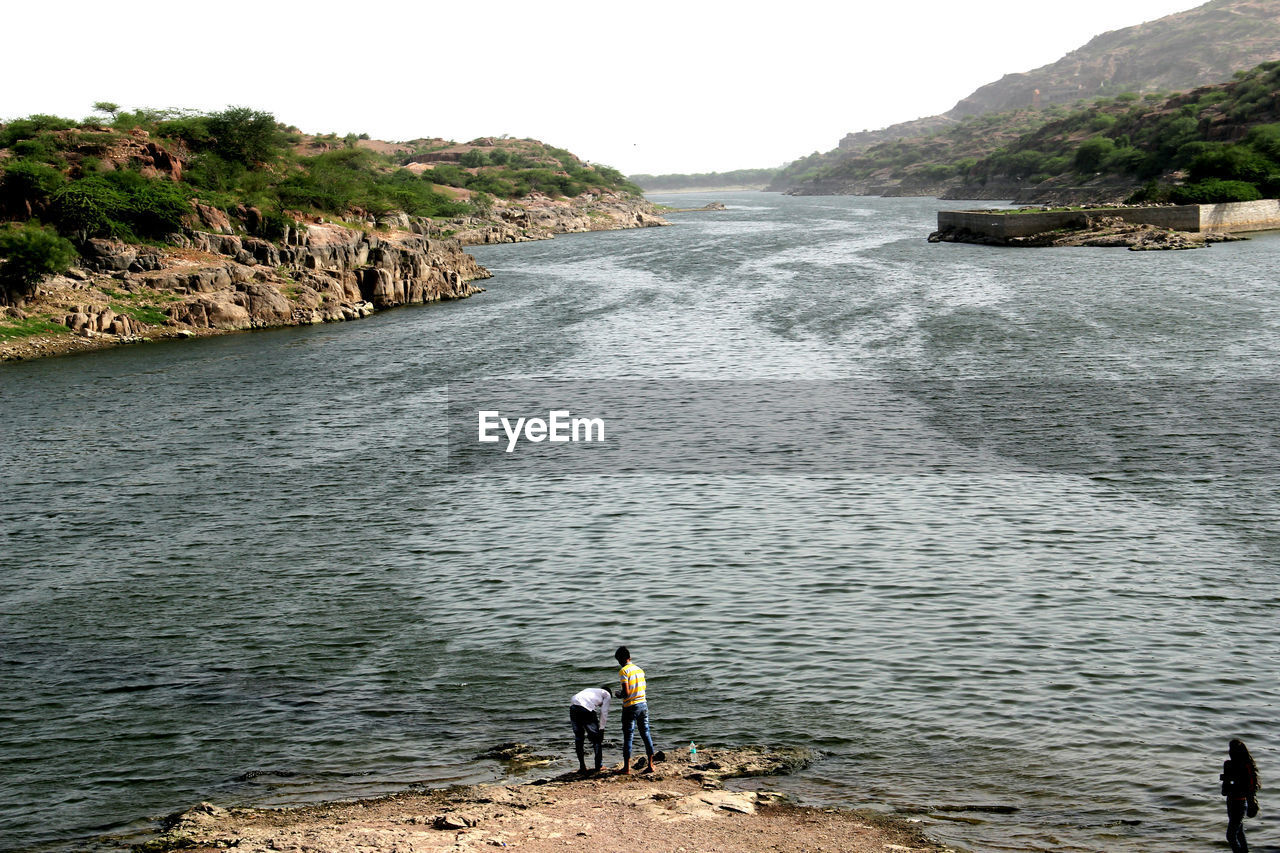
<box><xmin>81</xmin><ymin>239</ymin><xmax>136</xmax><ymax>272</ymax></box>
<box><xmin>236</xmin><ymin>283</ymin><xmax>293</xmax><ymax>324</ymax></box>
<box><xmin>191</xmin><ymin>202</ymin><xmax>233</xmax><ymax>235</ymax></box>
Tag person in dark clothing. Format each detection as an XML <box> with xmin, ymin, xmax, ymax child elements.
<box><xmin>569</xmin><ymin>685</ymin><xmax>611</xmax><ymax>774</ymax></box>
<box><xmin>1221</xmin><ymin>738</ymin><xmax>1260</xmax><ymax>853</ymax></box>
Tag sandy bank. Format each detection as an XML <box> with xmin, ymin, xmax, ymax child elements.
<box><xmin>141</xmin><ymin>747</ymin><xmax>949</xmax><ymax>853</ymax></box>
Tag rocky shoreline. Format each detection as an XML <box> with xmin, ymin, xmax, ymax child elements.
<box><xmin>129</xmin><ymin>747</ymin><xmax>949</xmax><ymax>853</ymax></box>
<box><xmin>0</xmin><ymin>193</ymin><xmax>665</xmax><ymax>362</ymax></box>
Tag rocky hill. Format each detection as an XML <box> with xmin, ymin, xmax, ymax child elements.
<box><xmin>775</xmin><ymin>0</ymin><xmax>1280</xmax><ymax>194</ymax></box>
<box><xmin>947</xmin><ymin>60</ymin><xmax>1280</xmax><ymax>204</ymax></box>
<box><xmin>950</xmin><ymin>0</ymin><xmax>1280</xmax><ymax>117</ymax></box>
<box><xmin>0</xmin><ymin>108</ymin><xmax>665</xmax><ymax>360</ymax></box>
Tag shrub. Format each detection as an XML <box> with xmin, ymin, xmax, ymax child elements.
<box><xmin>428</xmin><ymin>164</ymin><xmax>468</xmax><ymax>187</ymax></box>
<box><xmin>48</xmin><ymin>172</ymin><xmax>190</xmax><ymax>239</ymax></box>
<box><xmin>459</xmin><ymin>149</ymin><xmax>489</xmax><ymax>168</ymax></box>
<box><xmin>126</xmin><ymin>178</ymin><xmax>191</xmax><ymax>237</ymax></box>
<box><xmin>1168</xmin><ymin>179</ymin><xmax>1262</xmax><ymax>204</ymax></box>
<box><xmin>157</xmin><ymin>116</ymin><xmax>213</xmax><ymax>149</ymax></box>
<box><xmin>1074</xmin><ymin>137</ymin><xmax>1117</xmax><ymax>173</ymax></box>
<box><xmin>0</xmin><ymin>159</ymin><xmax>66</xmax><ymax>214</ymax></box>
<box><xmin>1244</xmin><ymin>124</ymin><xmax>1280</xmax><ymax>162</ymax></box>
<box><xmin>1187</xmin><ymin>144</ymin><xmax>1272</xmax><ymax>183</ymax></box>
<box><xmin>183</xmin><ymin>152</ymin><xmax>247</xmax><ymax>193</ymax></box>
<box><xmin>0</xmin><ymin>222</ymin><xmax>77</xmax><ymax>305</ymax></box>
<box><xmin>1103</xmin><ymin>147</ymin><xmax>1149</xmax><ymax>174</ymax></box>
<box><xmin>0</xmin><ymin>115</ymin><xmax>76</xmax><ymax>148</ymax></box>
<box><xmin>50</xmin><ymin>179</ymin><xmax>125</xmax><ymax>237</ymax></box>
<box><xmin>205</xmin><ymin>107</ymin><xmax>282</xmax><ymax>165</ymax></box>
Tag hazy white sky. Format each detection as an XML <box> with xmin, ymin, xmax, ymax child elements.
<box><xmin>5</xmin><ymin>0</ymin><xmax>1203</xmax><ymax>175</ymax></box>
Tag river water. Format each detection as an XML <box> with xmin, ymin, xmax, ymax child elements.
<box><xmin>1</xmin><ymin>193</ymin><xmax>1277</xmax><ymax>852</ymax></box>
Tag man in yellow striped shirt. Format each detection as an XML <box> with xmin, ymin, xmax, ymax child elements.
<box><xmin>615</xmin><ymin>645</ymin><xmax>657</xmax><ymax>774</ymax></box>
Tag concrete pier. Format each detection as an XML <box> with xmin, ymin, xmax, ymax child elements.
<box><xmin>937</xmin><ymin>200</ymin><xmax>1280</xmax><ymax>238</ymax></box>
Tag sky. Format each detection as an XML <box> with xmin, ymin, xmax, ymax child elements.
<box><xmin>5</xmin><ymin>0</ymin><xmax>1206</xmax><ymax>175</ymax></box>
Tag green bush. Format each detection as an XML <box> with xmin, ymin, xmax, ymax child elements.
<box><xmin>425</xmin><ymin>163</ymin><xmax>467</xmax><ymax>187</ymax></box>
<box><xmin>50</xmin><ymin>179</ymin><xmax>124</xmax><ymax>237</ymax></box>
<box><xmin>126</xmin><ymin>178</ymin><xmax>191</xmax><ymax>236</ymax></box>
<box><xmin>205</xmin><ymin>107</ymin><xmax>282</xmax><ymax>165</ymax></box>
<box><xmin>0</xmin><ymin>115</ymin><xmax>76</xmax><ymax>148</ymax></box>
<box><xmin>1187</xmin><ymin>144</ymin><xmax>1272</xmax><ymax>183</ymax></box>
<box><xmin>49</xmin><ymin>172</ymin><xmax>190</xmax><ymax>240</ymax></box>
<box><xmin>0</xmin><ymin>221</ymin><xmax>77</xmax><ymax>305</ymax></box>
<box><xmin>1244</xmin><ymin>124</ymin><xmax>1280</xmax><ymax>162</ymax></box>
<box><xmin>0</xmin><ymin>159</ymin><xmax>67</xmax><ymax>213</ymax></box>
<box><xmin>1168</xmin><ymin>179</ymin><xmax>1262</xmax><ymax>204</ymax></box>
<box><xmin>1074</xmin><ymin>137</ymin><xmax>1117</xmax><ymax>173</ymax></box>
<box><xmin>1103</xmin><ymin>147</ymin><xmax>1149</xmax><ymax>174</ymax></box>
<box><xmin>459</xmin><ymin>149</ymin><xmax>489</xmax><ymax>168</ymax></box>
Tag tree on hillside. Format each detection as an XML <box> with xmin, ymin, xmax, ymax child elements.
<box><xmin>92</xmin><ymin>101</ymin><xmax>121</xmax><ymax>119</ymax></box>
<box><xmin>206</xmin><ymin>107</ymin><xmax>282</xmax><ymax>165</ymax></box>
<box><xmin>0</xmin><ymin>222</ymin><xmax>77</xmax><ymax>306</ymax></box>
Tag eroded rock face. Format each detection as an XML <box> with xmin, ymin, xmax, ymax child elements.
<box><xmin>153</xmin><ymin>222</ymin><xmax>489</xmax><ymax>330</ymax></box>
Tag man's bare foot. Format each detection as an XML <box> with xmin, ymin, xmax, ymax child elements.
<box><xmin>621</xmin><ymin>760</ymin><xmax>632</xmax><ymax>775</ymax></box>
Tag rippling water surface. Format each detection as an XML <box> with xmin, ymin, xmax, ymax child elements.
<box><xmin>2</xmin><ymin>194</ymin><xmax>1278</xmax><ymax>852</ymax></box>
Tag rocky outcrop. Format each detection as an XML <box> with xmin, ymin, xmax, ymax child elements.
<box><xmin>150</xmin><ymin>223</ymin><xmax>489</xmax><ymax>330</ymax></box>
<box><xmin>62</xmin><ymin>306</ymin><xmax>143</xmax><ymax>337</ymax></box>
<box><xmin>451</xmin><ymin>191</ymin><xmax>668</xmax><ymax>245</ymax></box>
<box><xmin>37</xmin><ymin>221</ymin><xmax>490</xmax><ymax>346</ymax></box>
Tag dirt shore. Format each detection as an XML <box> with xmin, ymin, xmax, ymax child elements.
<box><xmin>141</xmin><ymin>747</ymin><xmax>949</xmax><ymax>853</ymax></box>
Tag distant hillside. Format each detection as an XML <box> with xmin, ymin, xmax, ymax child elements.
<box><xmin>768</xmin><ymin>107</ymin><xmax>1057</xmax><ymax>195</ymax></box>
<box><xmin>630</xmin><ymin>168</ymin><xmax>778</xmax><ymax>192</ymax></box>
<box><xmin>776</xmin><ymin>0</ymin><xmax>1280</xmax><ymax>194</ymax></box>
<box><xmin>950</xmin><ymin>0</ymin><xmax>1280</xmax><ymax>117</ymax></box>
<box><xmin>953</xmin><ymin>60</ymin><xmax>1280</xmax><ymax>204</ymax></box>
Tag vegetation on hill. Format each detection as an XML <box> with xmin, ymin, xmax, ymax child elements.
<box><xmin>959</xmin><ymin>61</ymin><xmax>1280</xmax><ymax>202</ymax></box>
<box><xmin>0</xmin><ymin>106</ymin><xmax>639</xmax><ymax>294</ymax></box>
<box><xmin>776</xmin><ymin>59</ymin><xmax>1280</xmax><ymax>204</ymax></box>
<box><xmin>629</xmin><ymin>168</ymin><xmax>779</xmax><ymax>192</ymax></box>
<box><xmin>769</xmin><ymin>106</ymin><xmax>1067</xmax><ymax>191</ymax></box>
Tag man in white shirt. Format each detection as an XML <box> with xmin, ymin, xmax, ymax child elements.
<box><xmin>569</xmin><ymin>686</ymin><xmax>611</xmax><ymax>774</ymax></box>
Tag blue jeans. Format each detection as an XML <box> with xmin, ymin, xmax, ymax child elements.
<box><xmin>621</xmin><ymin>701</ymin><xmax>655</xmax><ymax>761</ymax></box>
<box><xmin>1227</xmin><ymin>799</ymin><xmax>1248</xmax><ymax>853</ymax></box>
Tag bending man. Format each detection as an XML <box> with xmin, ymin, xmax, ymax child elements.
<box><xmin>569</xmin><ymin>685</ymin><xmax>611</xmax><ymax>774</ymax></box>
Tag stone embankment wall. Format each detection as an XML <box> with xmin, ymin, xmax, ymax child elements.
<box><xmin>1199</xmin><ymin>199</ymin><xmax>1280</xmax><ymax>231</ymax></box>
<box><xmin>937</xmin><ymin>200</ymin><xmax>1280</xmax><ymax>239</ymax></box>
